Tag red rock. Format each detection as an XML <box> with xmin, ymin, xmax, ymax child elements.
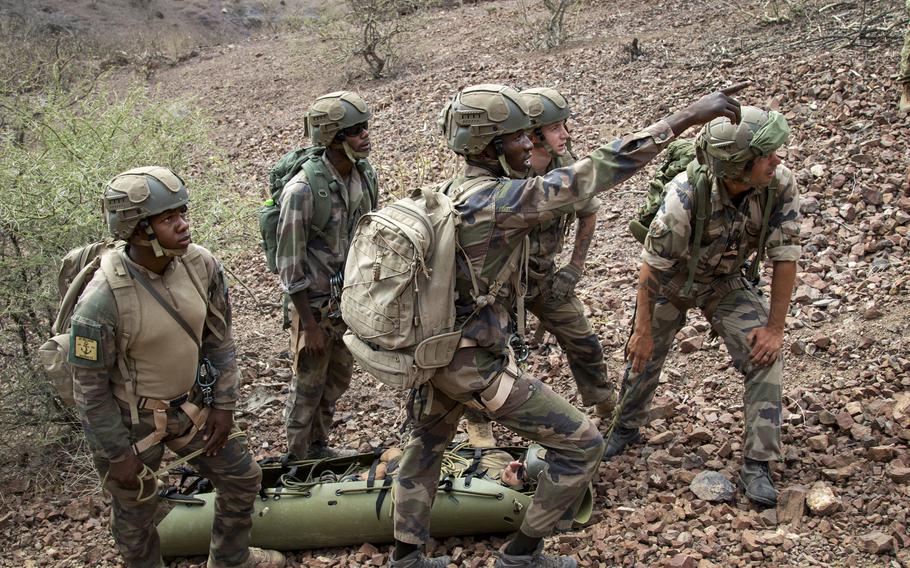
<box><xmin>806</xmin><ymin>434</ymin><xmax>828</xmax><ymax>451</ymax></box>
<box><xmin>886</xmin><ymin>465</ymin><xmax>910</xmax><ymax>484</ymax></box>
<box><xmin>835</xmin><ymin>411</ymin><xmax>854</xmax><ymax>430</ymax></box>
<box><xmin>860</xmin><ymin>531</ymin><xmax>893</xmax><ymax>554</ymax></box>
<box><xmin>776</xmin><ymin>486</ymin><xmax>807</xmax><ymax>528</ymax></box>
<box><xmin>669</xmin><ymin>553</ymin><xmax>696</xmax><ymax>568</ymax></box>
<box><xmin>867</xmin><ymin>446</ymin><xmax>894</xmax><ymax>462</ymax></box>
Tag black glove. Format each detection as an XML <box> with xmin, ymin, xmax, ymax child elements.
<box><xmin>548</xmin><ymin>264</ymin><xmax>583</xmax><ymax>302</ymax></box>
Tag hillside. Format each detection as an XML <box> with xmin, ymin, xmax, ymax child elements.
<box><xmin>0</xmin><ymin>0</ymin><xmax>908</xmax><ymax>566</ymax></box>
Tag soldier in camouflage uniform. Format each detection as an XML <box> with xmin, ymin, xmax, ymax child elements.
<box><xmin>603</xmin><ymin>107</ymin><xmax>799</xmax><ymax>508</ymax></box>
<box><xmin>900</xmin><ymin>0</ymin><xmax>910</xmax><ymax>112</ymax></box>
<box><xmin>463</xmin><ymin>87</ymin><xmax>615</xmax><ymax>448</ymax></box>
<box><xmin>276</xmin><ymin>91</ymin><xmax>377</xmax><ymax>459</ymax></box>
<box><xmin>390</xmin><ymin>84</ymin><xmax>745</xmax><ymax>568</ymax></box>
<box><xmin>70</xmin><ymin>167</ymin><xmax>284</xmax><ymax>568</ymax></box>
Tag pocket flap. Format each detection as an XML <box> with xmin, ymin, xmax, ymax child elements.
<box><xmin>413</xmin><ymin>330</ymin><xmax>462</xmax><ymax>369</ymax></box>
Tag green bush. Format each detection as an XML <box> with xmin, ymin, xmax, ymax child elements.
<box><xmin>0</xmin><ymin>85</ymin><xmax>253</xmax><ymax>442</ymax></box>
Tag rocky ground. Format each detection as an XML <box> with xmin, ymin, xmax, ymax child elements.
<box><xmin>1</xmin><ymin>0</ymin><xmax>908</xmax><ymax>566</ymax></box>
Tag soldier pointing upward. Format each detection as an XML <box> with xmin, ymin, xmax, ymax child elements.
<box><xmin>389</xmin><ymin>83</ymin><xmax>746</xmax><ymax>568</ymax></box>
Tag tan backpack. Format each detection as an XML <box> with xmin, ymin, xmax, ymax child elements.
<box><xmin>341</xmin><ymin>180</ymin><xmax>526</xmax><ymax>390</ymax></box>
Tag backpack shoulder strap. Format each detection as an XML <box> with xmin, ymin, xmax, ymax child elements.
<box><xmin>53</xmin><ymin>256</ymin><xmax>103</xmax><ymax>335</ymax></box>
<box><xmin>300</xmin><ymin>153</ymin><xmax>339</xmax><ymax>239</ymax></box>
<box><xmin>748</xmin><ymin>179</ymin><xmax>780</xmax><ymax>283</ymax></box>
<box><xmin>99</xmin><ymin>249</ymin><xmax>143</xmax><ymax>425</ymax></box>
<box><xmin>681</xmin><ymin>162</ymin><xmax>711</xmax><ymax>297</ymax></box>
<box><xmin>356</xmin><ymin>158</ymin><xmax>379</xmax><ymax>211</ymax></box>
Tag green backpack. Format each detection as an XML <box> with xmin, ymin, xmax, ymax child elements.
<box><xmin>629</xmin><ymin>139</ymin><xmax>777</xmax><ymax>296</ymax></box>
<box><xmin>259</xmin><ymin>146</ymin><xmax>379</xmax><ymax>273</ymax></box>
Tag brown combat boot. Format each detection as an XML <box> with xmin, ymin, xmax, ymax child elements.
<box><xmin>244</xmin><ymin>547</ymin><xmax>286</xmax><ymax>568</ymax></box>
<box><xmin>466</xmin><ymin>419</ymin><xmax>496</xmax><ymax>448</ymax></box>
<box><xmin>900</xmin><ymin>83</ymin><xmax>910</xmax><ymax>113</ymax></box>
<box><xmin>207</xmin><ymin>548</ymin><xmax>286</xmax><ymax>568</ymax></box>
<box><xmin>306</xmin><ymin>441</ymin><xmax>358</xmax><ymax>459</ymax></box>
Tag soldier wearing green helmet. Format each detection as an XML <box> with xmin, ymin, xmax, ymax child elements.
<box><xmin>390</xmin><ymin>83</ymin><xmax>747</xmax><ymax>568</ymax></box>
<box><xmin>276</xmin><ymin>91</ymin><xmax>378</xmax><ymax>461</ymax></box>
<box><xmin>604</xmin><ymin>106</ymin><xmax>800</xmax><ymax>509</ymax></box>
<box><xmin>463</xmin><ymin>87</ymin><xmax>616</xmax><ymax>448</ymax></box>
<box><xmin>69</xmin><ymin>167</ymin><xmax>285</xmax><ymax>568</ymax></box>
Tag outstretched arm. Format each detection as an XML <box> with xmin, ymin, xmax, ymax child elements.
<box><xmin>491</xmin><ymin>83</ymin><xmax>749</xmax><ymax>230</ymax></box>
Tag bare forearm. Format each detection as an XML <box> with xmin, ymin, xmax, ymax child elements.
<box><xmin>634</xmin><ymin>261</ymin><xmax>662</xmax><ymax>334</ymax></box>
<box><xmin>766</xmin><ymin>261</ymin><xmax>797</xmax><ymax>332</ymax></box>
<box><xmin>569</xmin><ymin>213</ymin><xmax>596</xmax><ymax>269</ymax></box>
<box><xmin>289</xmin><ymin>289</ymin><xmax>317</xmax><ymax>327</ymax></box>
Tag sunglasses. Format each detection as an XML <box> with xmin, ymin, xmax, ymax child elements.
<box><xmin>339</xmin><ymin>121</ymin><xmax>369</xmax><ymax>138</ymax></box>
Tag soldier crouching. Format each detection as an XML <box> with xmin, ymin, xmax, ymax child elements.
<box><xmin>605</xmin><ymin>107</ymin><xmax>800</xmax><ymax>508</ymax></box>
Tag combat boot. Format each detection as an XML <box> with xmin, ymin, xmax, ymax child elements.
<box><xmin>466</xmin><ymin>420</ymin><xmax>496</xmax><ymax>448</ymax></box>
<box><xmin>208</xmin><ymin>547</ymin><xmax>286</xmax><ymax>568</ymax></box>
<box><xmin>494</xmin><ymin>543</ymin><xmax>577</xmax><ymax>568</ymax></box>
<box><xmin>389</xmin><ymin>550</ymin><xmax>452</xmax><ymax>568</ymax></box>
<box><xmin>900</xmin><ymin>83</ymin><xmax>910</xmax><ymax>113</ymax></box>
<box><xmin>601</xmin><ymin>425</ymin><xmax>641</xmax><ymax>461</ymax></box>
<box><xmin>307</xmin><ymin>441</ymin><xmax>358</xmax><ymax>459</ymax></box>
<box><xmin>739</xmin><ymin>459</ymin><xmax>778</xmax><ymax>506</ymax></box>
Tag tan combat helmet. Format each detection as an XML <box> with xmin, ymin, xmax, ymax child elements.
<box><xmin>304</xmin><ymin>91</ymin><xmax>371</xmax><ymax>160</ymax></box>
<box><xmin>103</xmin><ymin>166</ymin><xmax>189</xmax><ymax>257</ymax></box>
<box><xmin>438</xmin><ymin>84</ymin><xmax>531</xmax><ymax>176</ymax></box>
<box><xmin>520</xmin><ymin>87</ymin><xmax>572</xmax><ymax>160</ymax></box>
<box><xmin>695</xmin><ymin>106</ymin><xmax>790</xmax><ymax>184</ymax></box>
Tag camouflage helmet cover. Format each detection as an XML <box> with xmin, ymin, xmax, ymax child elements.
<box><xmin>695</xmin><ymin>106</ymin><xmax>790</xmax><ymax>182</ymax></box>
<box><xmin>304</xmin><ymin>91</ymin><xmax>371</xmax><ymax>146</ymax></box>
<box><xmin>438</xmin><ymin>84</ymin><xmax>532</xmax><ymax>155</ymax></box>
<box><xmin>520</xmin><ymin>87</ymin><xmax>570</xmax><ymax>129</ymax></box>
<box><xmin>103</xmin><ymin>166</ymin><xmax>188</xmax><ymax>239</ymax></box>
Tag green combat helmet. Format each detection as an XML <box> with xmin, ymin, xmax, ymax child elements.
<box><xmin>438</xmin><ymin>83</ymin><xmax>531</xmax><ymax>177</ymax></box>
<box><xmin>102</xmin><ymin>166</ymin><xmax>189</xmax><ymax>257</ymax></box>
<box><xmin>304</xmin><ymin>91</ymin><xmax>371</xmax><ymax>161</ymax></box>
<box><xmin>695</xmin><ymin>105</ymin><xmax>790</xmax><ymax>185</ymax></box>
<box><xmin>519</xmin><ymin>87</ymin><xmax>573</xmax><ymax>160</ymax></box>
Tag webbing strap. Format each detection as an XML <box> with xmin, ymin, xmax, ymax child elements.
<box><xmin>463</xmin><ymin>448</ymin><xmax>483</xmax><ymax>488</ymax></box>
<box><xmin>749</xmin><ymin>186</ymin><xmax>778</xmax><ymax>283</ymax></box>
<box><xmin>681</xmin><ymin>166</ymin><xmax>711</xmax><ymax>297</ymax></box>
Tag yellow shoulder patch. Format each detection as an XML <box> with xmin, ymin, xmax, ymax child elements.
<box><xmin>74</xmin><ymin>336</ymin><xmax>98</xmax><ymax>362</ymax></box>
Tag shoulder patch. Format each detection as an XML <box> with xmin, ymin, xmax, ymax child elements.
<box><xmin>68</xmin><ymin>317</ymin><xmax>105</xmax><ymax>368</ymax></box>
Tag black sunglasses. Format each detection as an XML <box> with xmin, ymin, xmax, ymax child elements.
<box><xmin>339</xmin><ymin>121</ymin><xmax>369</xmax><ymax>138</ymax></box>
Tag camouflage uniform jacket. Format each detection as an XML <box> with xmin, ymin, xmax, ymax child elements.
<box><xmin>276</xmin><ymin>154</ymin><xmax>376</xmax><ymax>309</ymax></box>
<box><xmin>527</xmin><ymin>153</ymin><xmax>600</xmax><ymax>277</ymax></box>
<box><xmin>69</xmin><ymin>245</ymin><xmax>241</xmax><ymax>462</ymax></box>
<box><xmin>445</xmin><ymin>120</ymin><xmax>675</xmax><ymax>397</ymax></box>
<box><xmin>642</xmin><ymin>165</ymin><xmax>802</xmax><ymax>290</ymax></box>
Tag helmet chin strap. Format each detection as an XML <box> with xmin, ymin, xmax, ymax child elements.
<box><xmin>135</xmin><ymin>223</ymin><xmax>188</xmax><ymax>258</ymax></box>
<box><xmin>494</xmin><ymin>138</ymin><xmax>528</xmax><ymax>179</ymax></box>
<box><xmin>342</xmin><ymin>140</ymin><xmax>369</xmax><ymax>161</ymax></box>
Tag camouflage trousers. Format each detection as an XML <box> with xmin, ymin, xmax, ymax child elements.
<box><xmin>394</xmin><ymin>348</ymin><xmax>605</xmax><ymax>544</ymax></box>
<box><xmin>902</xmin><ymin>0</ymin><xmax>910</xmax><ymax>84</ymax></box>
<box><xmin>92</xmin><ymin>405</ymin><xmax>261</xmax><ymax>568</ymax></box>
<box><xmin>617</xmin><ymin>282</ymin><xmax>782</xmax><ymax>462</ymax></box>
<box><xmin>285</xmin><ymin>311</ymin><xmax>353</xmax><ymax>458</ymax></box>
<box><xmin>464</xmin><ymin>277</ymin><xmax>612</xmax><ymax>426</ymax></box>
<box><xmin>525</xmin><ymin>277</ymin><xmax>613</xmax><ymax>406</ymax></box>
